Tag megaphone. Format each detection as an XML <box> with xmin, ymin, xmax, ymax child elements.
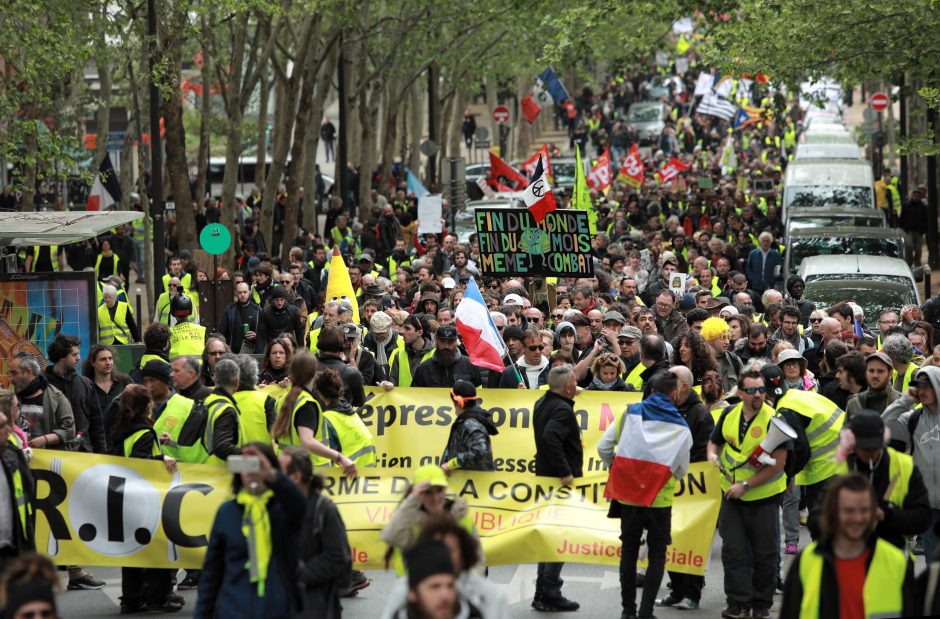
<box><xmin>748</xmin><ymin>416</ymin><xmax>798</xmax><ymax>468</ymax></box>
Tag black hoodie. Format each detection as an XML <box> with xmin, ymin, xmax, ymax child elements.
<box><xmin>441</xmin><ymin>403</ymin><xmax>498</xmax><ymax>471</ymax></box>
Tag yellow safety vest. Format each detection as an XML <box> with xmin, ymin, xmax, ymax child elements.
<box><xmin>152</xmin><ymin>394</ymin><xmax>208</xmax><ymax>464</ymax></box>
<box><xmin>139</xmin><ymin>353</ymin><xmax>170</xmax><ymax>373</ymax></box>
<box><xmin>886</xmin><ymin>182</ymin><xmax>901</xmax><ymax>215</ymax></box>
<box><xmin>624</xmin><ymin>362</ymin><xmax>645</xmax><ymax>391</ymax></box>
<box><xmin>162</xmin><ymin>272</ymin><xmax>193</xmax><ymax>295</ymax></box>
<box><xmin>98</xmin><ymin>302</ymin><xmax>131</xmax><ymax>345</ymax></box>
<box><xmin>798</xmin><ymin>538</ymin><xmax>906</xmax><ymax>619</ymax></box>
<box><xmin>31</xmin><ymin>245</ymin><xmax>59</xmax><ymax>272</ymax></box>
<box><xmin>718</xmin><ymin>403</ymin><xmax>787</xmax><ymax>501</ymax></box>
<box><xmin>203</xmin><ymin>393</ymin><xmax>241</xmax><ymax>466</ymax></box>
<box><xmin>155</xmin><ymin>292</ymin><xmax>173</xmax><ymax>324</ymax></box>
<box><xmin>836</xmin><ymin>447</ymin><xmax>913</xmax><ymax>510</ymax></box>
<box><xmin>169</xmin><ymin>321</ymin><xmax>206</xmax><ymax>360</ymax></box>
<box><xmin>388</xmin><ymin>339</ymin><xmax>434</xmax><ymax>388</ymax></box>
<box><xmin>274</xmin><ymin>390</ymin><xmax>330</xmax><ymax>467</ymax></box>
<box><xmin>892</xmin><ymin>363</ymin><xmax>918</xmax><ymax>394</ymax></box>
<box><xmin>388</xmin><ymin>255</ymin><xmax>411</xmax><ymax>281</ymax></box>
<box><xmin>123</xmin><ymin>428</ymin><xmax>163</xmax><ymax>459</ymax></box>
<box><xmin>95</xmin><ymin>253</ymin><xmax>120</xmax><ymax>280</ymax></box>
<box><xmin>12</xmin><ymin>467</ymin><xmax>31</xmax><ymax>543</ymax></box>
<box><xmin>307</xmin><ymin>326</ymin><xmax>321</xmax><ymax>353</ymax></box>
<box><xmin>233</xmin><ymin>390</ymin><xmax>274</xmax><ymax>445</ymax></box>
<box><xmin>322</xmin><ymin>408</ymin><xmax>377</xmax><ymax>467</ymax></box>
<box><xmin>776</xmin><ymin>390</ymin><xmax>844</xmax><ymax>486</ymax></box>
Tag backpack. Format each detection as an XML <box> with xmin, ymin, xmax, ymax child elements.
<box><xmin>906</xmin><ymin>408</ymin><xmax>926</xmax><ymax>456</ymax></box>
<box><xmin>776</xmin><ymin>407</ymin><xmax>811</xmax><ymax>480</ymax></box>
<box><xmin>304</xmin><ymin>493</ymin><xmax>352</xmax><ymax>591</ymax></box>
<box><xmin>178</xmin><ymin>400</ymin><xmax>209</xmax><ymax>449</ymax></box>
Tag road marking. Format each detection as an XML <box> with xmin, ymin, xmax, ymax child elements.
<box><xmin>495</xmin><ymin>564</ymin><xmax>537</xmax><ymax>605</ymax></box>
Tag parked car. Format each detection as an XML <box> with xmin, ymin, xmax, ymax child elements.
<box><xmin>782</xmin><ymin>226</ymin><xmax>905</xmax><ymax>278</ymax></box>
<box><xmin>627</xmin><ymin>102</ymin><xmax>666</xmax><ymax>146</ymax></box>
<box><xmin>799</xmin><ymin>255</ymin><xmax>921</xmax><ymax>329</ymax></box>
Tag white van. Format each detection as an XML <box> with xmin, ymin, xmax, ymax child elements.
<box><xmin>782</xmin><ymin>159</ymin><xmax>875</xmax><ymax>220</ymax></box>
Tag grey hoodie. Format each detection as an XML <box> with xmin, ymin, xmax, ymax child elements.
<box><xmin>883</xmin><ymin>365</ymin><xmax>940</xmax><ymax>509</ymax></box>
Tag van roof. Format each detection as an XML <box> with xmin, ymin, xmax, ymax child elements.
<box><xmin>787</xmin><ymin>226</ymin><xmax>902</xmax><ymax>241</ymax></box>
<box><xmin>785</xmin><ymin>160</ymin><xmax>873</xmax><ymax>185</ymax></box>
<box><xmin>799</xmin><ymin>255</ymin><xmax>914</xmax><ymax>279</ymax></box>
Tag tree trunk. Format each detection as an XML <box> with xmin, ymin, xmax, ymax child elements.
<box><xmin>514</xmin><ymin>76</ymin><xmax>531</xmax><ymax>157</ymax></box>
<box><xmin>255</xmin><ymin>67</ymin><xmax>269</xmax><ymax>188</ymax></box>
<box><xmin>194</xmin><ymin>37</ymin><xmax>211</xmax><ymax>207</ymax></box>
<box><xmin>379</xmin><ymin>84</ymin><xmax>400</xmax><ymax>192</ymax></box>
<box><xmin>357</xmin><ymin>82</ymin><xmax>381</xmax><ymax>225</ymax></box>
<box><xmin>92</xmin><ymin>38</ymin><xmax>112</xmax><ymax>175</ymax></box>
<box><xmin>409</xmin><ymin>81</ymin><xmax>423</xmax><ymax>175</ymax></box>
<box><xmin>447</xmin><ymin>90</ymin><xmax>468</xmax><ymax>162</ymax></box>
<box><xmin>302</xmin><ymin>42</ymin><xmax>339</xmax><ymax>233</ymax></box>
<box><xmin>19</xmin><ymin>110</ymin><xmax>37</xmax><ymax>212</ymax></box>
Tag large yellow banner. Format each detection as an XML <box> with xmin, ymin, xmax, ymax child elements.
<box><xmin>29</xmin><ymin>387</ymin><xmax>721</xmax><ymax>574</ymax></box>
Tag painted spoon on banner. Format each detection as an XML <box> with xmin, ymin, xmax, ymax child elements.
<box><xmin>47</xmin><ymin>458</ymin><xmax>62</xmax><ymax>557</ymax></box>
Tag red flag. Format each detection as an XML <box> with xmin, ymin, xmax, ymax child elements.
<box><xmin>488</xmin><ymin>151</ymin><xmax>527</xmax><ymax>190</ymax></box>
<box><xmin>522</xmin><ymin>156</ymin><xmax>557</xmax><ymax>222</ymax></box>
<box><xmin>655</xmin><ymin>157</ymin><xmax>690</xmax><ymax>185</ymax></box>
<box><xmin>586</xmin><ymin>148</ymin><xmax>612</xmax><ymax>192</ymax></box>
<box><xmin>521</xmin><ymin>145</ymin><xmax>553</xmax><ymax>182</ymax></box>
<box><xmin>521</xmin><ymin>93</ymin><xmax>542</xmax><ymax>123</ymax></box>
<box><xmin>617</xmin><ymin>144</ymin><xmax>645</xmax><ymax>188</ymax></box>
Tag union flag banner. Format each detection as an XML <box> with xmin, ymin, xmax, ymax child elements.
<box><xmin>617</xmin><ymin>144</ymin><xmax>645</xmax><ymax>188</ymax></box>
<box><xmin>586</xmin><ymin>148</ymin><xmax>612</xmax><ymax>193</ymax></box>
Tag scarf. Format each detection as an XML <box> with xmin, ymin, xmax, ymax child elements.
<box><xmin>591</xmin><ymin>375</ymin><xmax>618</xmax><ymax>391</ymax></box>
<box><xmin>236</xmin><ymin>489</ymin><xmax>274</xmax><ymax>597</ymax></box>
<box><xmin>15</xmin><ymin>374</ymin><xmax>47</xmax><ymax>401</ymax></box>
<box><xmin>374</xmin><ymin>333</ymin><xmax>392</xmax><ymax>367</ymax></box>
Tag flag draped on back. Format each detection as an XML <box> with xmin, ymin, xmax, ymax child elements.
<box><xmin>604</xmin><ymin>393</ymin><xmax>692</xmax><ymax>507</ymax></box>
<box><xmin>572</xmin><ymin>145</ymin><xmax>598</xmax><ymax>234</ymax></box>
<box><xmin>488</xmin><ymin>151</ymin><xmax>528</xmax><ymax>190</ymax></box>
<box><xmin>454</xmin><ymin>277</ymin><xmax>507</xmax><ymax>371</ymax></box>
<box><xmin>86</xmin><ymin>154</ymin><xmax>122</xmax><ymax>211</ymax></box>
<box><xmin>522</xmin><ymin>156</ymin><xmax>557</xmax><ymax>223</ymax></box>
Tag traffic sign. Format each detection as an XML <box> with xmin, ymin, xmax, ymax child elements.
<box><xmin>200</xmin><ymin>223</ymin><xmax>231</xmax><ymax>255</ymax></box>
<box><xmin>492</xmin><ymin>106</ymin><xmax>510</xmax><ymax>124</ymax></box>
<box><xmin>420</xmin><ymin>140</ymin><xmax>440</xmax><ymax>157</ymax></box>
<box><xmin>870</xmin><ymin>92</ymin><xmax>890</xmax><ymax>112</ymax></box>
<box><xmin>474</xmin><ymin>126</ymin><xmax>489</xmax><ymax>141</ymax></box>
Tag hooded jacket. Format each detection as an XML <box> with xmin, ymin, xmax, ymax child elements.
<box><xmin>785</xmin><ymin>275</ymin><xmax>816</xmax><ymax>326</ymax></box>
<box><xmin>883</xmin><ymin>365</ymin><xmax>940</xmax><ymax>509</ymax></box>
<box><xmin>256</xmin><ymin>301</ymin><xmax>303</xmax><ymax>350</ymax></box>
<box><xmin>44</xmin><ymin>366</ymin><xmax>105</xmax><ymax>453</ymax></box>
<box><xmin>677</xmin><ymin>390</ymin><xmax>715</xmax><ymax>463</ymax></box>
<box><xmin>442</xmin><ymin>403</ymin><xmax>498</xmax><ymax>471</ymax></box>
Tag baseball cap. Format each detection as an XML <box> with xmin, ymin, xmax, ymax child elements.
<box><xmin>141</xmin><ymin>359</ymin><xmax>171</xmax><ymax>384</ymax></box>
<box><xmin>247</xmin><ymin>256</ymin><xmax>261</xmax><ymax>271</ymax></box>
<box><xmin>436</xmin><ymin>324</ymin><xmax>459</xmax><ymax>341</ymax></box>
<box><xmin>848</xmin><ymin>410</ymin><xmax>885</xmax><ymax>450</ymax></box>
<box><xmin>911</xmin><ymin>369</ymin><xmax>935</xmax><ymax>387</ymax></box>
<box><xmin>503</xmin><ymin>293</ymin><xmax>525</xmax><ymax>306</ymax></box>
<box><xmin>865</xmin><ymin>351</ymin><xmax>893</xmax><ymax>370</ymax></box>
<box><xmin>413</xmin><ymin>464</ymin><xmax>449</xmax><ymax>488</ymax></box>
<box><xmin>618</xmin><ymin>325</ymin><xmax>642</xmax><ymax>340</ymax></box>
<box><xmin>338</xmin><ymin>301</ymin><xmax>355</xmax><ymax>315</ymax></box>
<box><xmin>603</xmin><ymin>311</ymin><xmax>626</xmax><ymax>326</ymax></box>
<box><xmin>370</xmin><ymin>311</ymin><xmax>393</xmax><ymax>335</ymax></box>
<box><xmin>343</xmin><ymin>323</ymin><xmax>360</xmax><ymax>339</ymax></box>
<box><xmin>441</xmin><ymin>277</ymin><xmax>456</xmax><ymax>290</ymax></box>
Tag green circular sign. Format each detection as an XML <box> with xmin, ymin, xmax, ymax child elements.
<box><xmin>199</xmin><ymin>223</ymin><xmax>231</xmax><ymax>255</ymax></box>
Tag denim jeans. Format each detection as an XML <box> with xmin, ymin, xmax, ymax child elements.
<box><xmin>782</xmin><ymin>485</ymin><xmax>801</xmax><ymax>545</ymax></box>
<box><xmin>922</xmin><ymin>508</ymin><xmax>940</xmax><ymax>564</ymax></box>
<box><xmin>536</xmin><ymin>562</ymin><xmax>565</xmax><ymax>600</ymax></box>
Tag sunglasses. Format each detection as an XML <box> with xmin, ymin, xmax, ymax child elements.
<box><xmin>552</xmin><ymin>314</ymin><xmax>564</xmax><ymax>320</ymax></box>
<box><xmin>742</xmin><ymin>386</ymin><xmax>766</xmax><ymax>394</ymax></box>
<box><xmin>810</xmin><ymin>318</ymin><xmax>822</xmax><ymax>324</ymax></box>
<box><xmin>526</xmin><ymin>345</ymin><xmax>542</xmax><ymax>351</ymax></box>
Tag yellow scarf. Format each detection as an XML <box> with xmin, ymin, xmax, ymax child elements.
<box><xmin>236</xmin><ymin>489</ymin><xmax>274</xmax><ymax>597</ymax></box>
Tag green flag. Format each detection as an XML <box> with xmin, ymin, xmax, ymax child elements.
<box><xmin>573</xmin><ymin>145</ymin><xmax>598</xmax><ymax>234</ymax></box>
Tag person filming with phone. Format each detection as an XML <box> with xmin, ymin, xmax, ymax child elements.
<box><xmin>196</xmin><ymin>443</ymin><xmax>306</xmax><ymax>618</ymax></box>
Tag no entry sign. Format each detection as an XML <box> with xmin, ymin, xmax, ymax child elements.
<box><xmin>492</xmin><ymin>105</ymin><xmax>510</xmax><ymax>124</ymax></box>
<box><xmin>870</xmin><ymin>92</ymin><xmax>889</xmax><ymax>112</ymax></box>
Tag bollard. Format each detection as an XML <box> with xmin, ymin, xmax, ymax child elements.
<box><xmin>925</xmin><ymin>267</ymin><xmax>932</xmax><ymax>300</ymax></box>
<box><xmin>136</xmin><ymin>288</ymin><xmax>142</xmax><ymax>319</ymax></box>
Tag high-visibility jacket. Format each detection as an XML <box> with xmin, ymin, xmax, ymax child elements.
<box><xmin>388</xmin><ymin>255</ymin><xmax>412</xmax><ymax>281</ymax></box>
<box><xmin>11</xmin><ymin>466</ymin><xmax>31</xmax><ymax>543</ymax></box>
<box><xmin>155</xmin><ymin>292</ymin><xmax>173</xmax><ymax>325</ymax></box>
<box><xmin>797</xmin><ymin>538</ymin><xmax>906</xmax><ymax>619</ymax></box>
<box><xmin>886</xmin><ymin>180</ymin><xmax>901</xmax><ymax>215</ymax></box>
<box><xmin>323</xmin><ymin>407</ymin><xmax>377</xmax><ymax>467</ymax></box>
<box><xmin>307</xmin><ymin>326</ymin><xmax>321</xmax><ymax>353</ymax></box>
<box><xmin>169</xmin><ymin>321</ymin><xmax>206</xmax><ymax>359</ymax></box>
<box><xmin>624</xmin><ymin>362</ymin><xmax>645</xmax><ymax>391</ymax></box>
<box><xmin>98</xmin><ymin>302</ymin><xmax>132</xmax><ymax>345</ymax></box>
<box><xmin>836</xmin><ymin>447</ymin><xmax>913</xmax><ymax>510</ymax></box>
<box><xmin>132</xmin><ymin>215</ymin><xmax>152</xmax><ymax>242</ymax></box>
<box><xmin>718</xmin><ymin>402</ymin><xmax>787</xmax><ymax>501</ymax></box>
<box><xmin>95</xmin><ymin>253</ymin><xmax>120</xmax><ymax>279</ymax></box>
<box><xmin>274</xmin><ymin>390</ymin><xmax>330</xmax><ymax>467</ymax></box>
<box><xmin>233</xmin><ymin>389</ymin><xmax>275</xmax><ymax>445</ymax></box>
<box><xmin>776</xmin><ymin>390</ymin><xmax>844</xmax><ymax>486</ymax></box>
<box><xmin>152</xmin><ymin>393</ymin><xmax>208</xmax><ymax>463</ymax></box>
<box><xmin>892</xmin><ymin>363</ymin><xmax>918</xmax><ymax>394</ymax></box>
<box><xmin>388</xmin><ymin>339</ymin><xmax>434</xmax><ymax>387</ymax></box>
<box><xmin>123</xmin><ymin>428</ymin><xmax>163</xmax><ymax>459</ymax></box>
<box><xmin>139</xmin><ymin>353</ymin><xmax>170</xmax><ymax>371</ymax></box>
<box><xmin>162</xmin><ymin>272</ymin><xmax>192</xmax><ymax>295</ymax></box>
<box><xmin>203</xmin><ymin>392</ymin><xmax>240</xmax><ymax>466</ymax></box>
<box><xmin>31</xmin><ymin>245</ymin><xmax>59</xmax><ymax>272</ymax></box>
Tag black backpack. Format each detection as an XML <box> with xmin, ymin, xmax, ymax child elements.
<box><xmin>776</xmin><ymin>407</ymin><xmax>812</xmax><ymax>480</ymax></box>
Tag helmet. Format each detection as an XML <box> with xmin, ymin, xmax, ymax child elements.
<box><xmin>760</xmin><ymin>365</ymin><xmax>787</xmax><ymax>400</ymax></box>
<box><xmin>171</xmin><ymin>294</ymin><xmax>193</xmax><ymax>319</ymax></box>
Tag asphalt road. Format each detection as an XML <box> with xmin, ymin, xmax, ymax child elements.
<box><xmin>56</xmin><ymin>524</ymin><xmax>829</xmax><ymax>618</ymax></box>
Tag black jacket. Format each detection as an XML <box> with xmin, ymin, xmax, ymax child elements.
<box><xmin>315</xmin><ymin>353</ymin><xmax>366</xmax><ymax>407</ymax></box>
<box><xmin>257</xmin><ymin>303</ymin><xmax>304</xmax><ymax>351</ymax></box>
<box><xmin>441</xmin><ymin>404</ymin><xmax>498</xmax><ymax>471</ymax></box>
<box><xmin>780</xmin><ymin>536</ymin><xmax>916</xmax><ymax>619</ymax></box>
<box><xmin>533</xmin><ymin>391</ymin><xmax>583</xmax><ymax>478</ymax></box>
<box><xmin>217</xmin><ymin>300</ymin><xmax>262</xmax><ymax>353</ymax></box>
<box><xmin>412</xmin><ymin>351</ymin><xmax>482</xmax><ymax>388</ymax></box>
<box><xmin>640</xmin><ymin>360</ymin><xmax>671</xmax><ymax>398</ymax></box>
<box><xmin>677</xmin><ymin>390</ymin><xmax>715</xmax><ymax>463</ymax></box>
<box><xmin>44</xmin><ymin>367</ymin><xmax>105</xmax><ymax>453</ymax></box>
<box><xmin>296</xmin><ymin>490</ymin><xmax>351</xmax><ymax>619</ymax></box>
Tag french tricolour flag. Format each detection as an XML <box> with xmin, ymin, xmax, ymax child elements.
<box><xmin>86</xmin><ymin>154</ymin><xmax>122</xmax><ymax>211</ymax></box>
<box><xmin>454</xmin><ymin>277</ymin><xmax>506</xmax><ymax>372</ymax></box>
<box><xmin>604</xmin><ymin>393</ymin><xmax>693</xmax><ymax>506</ymax></box>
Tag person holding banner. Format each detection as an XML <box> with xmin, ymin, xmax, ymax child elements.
<box><xmin>441</xmin><ymin>381</ymin><xmax>497</xmax><ymax>474</ymax></box>
<box><xmin>196</xmin><ymin>443</ymin><xmax>307</xmax><ymax>619</ymax></box>
<box><xmin>707</xmin><ymin>370</ymin><xmax>788</xmax><ymax>619</ymax></box>
<box><xmin>0</xmin><ymin>405</ymin><xmax>35</xmax><ymax>573</ymax></box>
<box><xmin>532</xmin><ymin>364</ymin><xmax>583</xmax><ymax>613</ymax></box>
<box><xmin>110</xmin><ymin>384</ymin><xmax>183</xmax><ymax>614</ymax></box>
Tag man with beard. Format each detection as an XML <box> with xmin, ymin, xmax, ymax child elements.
<box><xmin>446</xmin><ymin>249</ymin><xmax>480</xmax><ymax>282</ymax></box>
<box><xmin>217</xmin><ymin>281</ymin><xmax>262</xmax><ymax>354</ymax></box>
<box><xmin>654</xmin><ymin>290</ymin><xmax>689</xmax><ymax>343</ymax></box>
<box><xmin>735</xmin><ymin>323</ymin><xmax>776</xmax><ymax>363</ymax></box>
<box><xmin>784</xmin><ymin>275</ymin><xmax>816</xmax><ymax>328</ymax></box>
<box><xmin>412</xmin><ymin>325</ymin><xmax>482</xmax><ymax>388</ymax></box>
<box><xmin>635</xmin><ymin>308</ymin><xmax>658</xmax><ymax>336</ymax></box>
<box><xmin>44</xmin><ymin>335</ymin><xmax>105</xmax><ymax>454</ymax></box>
<box><xmin>619</xmin><ymin>276</ymin><xmax>640</xmax><ymax>305</ymax></box>
<box><xmin>256</xmin><ymin>286</ymin><xmax>304</xmax><ymax>350</ymax></box>
<box><xmin>391</xmin><ymin>539</ymin><xmax>479</xmax><ymax>619</ymax></box>
<box><xmin>303</xmin><ymin>243</ymin><xmax>329</xmax><ymax>294</ymax></box>
<box><xmin>846</xmin><ymin>352</ymin><xmax>901</xmax><ymax>417</ymax></box>
<box><xmin>700</xmin><ymin>368</ymin><xmax>730</xmax><ymax>413</ymax></box>
<box><xmin>376</xmin><ymin>204</ymin><xmax>402</xmax><ymax>262</ymax></box>
<box><xmin>386</xmin><ymin>314</ymin><xmax>435</xmax><ymax>388</ymax></box>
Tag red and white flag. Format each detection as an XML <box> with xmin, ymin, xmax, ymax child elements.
<box><xmin>586</xmin><ymin>148</ymin><xmax>612</xmax><ymax>193</ymax></box>
<box><xmin>487</xmin><ymin>151</ymin><xmax>528</xmax><ymax>190</ymax></box>
<box><xmin>521</xmin><ymin>83</ymin><xmax>553</xmax><ymax>124</ymax></box>
<box><xmin>522</xmin><ymin>156</ymin><xmax>557</xmax><ymax>223</ymax></box>
<box><xmin>617</xmin><ymin>144</ymin><xmax>645</xmax><ymax>188</ymax></box>
<box><xmin>86</xmin><ymin>154</ymin><xmax>123</xmax><ymax>211</ymax></box>
<box><xmin>454</xmin><ymin>277</ymin><xmax>507</xmax><ymax>372</ymax></box>
<box><xmin>521</xmin><ymin>145</ymin><xmax>553</xmax><ymax>182</ymax></box>
<box><xmin>655</xmin><ymin>156</ymin><xmax>690</xmax><ymax>185</ymax></box>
